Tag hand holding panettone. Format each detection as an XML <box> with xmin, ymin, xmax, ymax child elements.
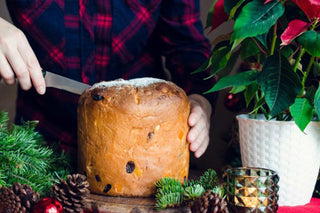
<box><xmin>187</xmin><ymin>94</ymin><xmax>212</xmax><ymax>158</ymax></box>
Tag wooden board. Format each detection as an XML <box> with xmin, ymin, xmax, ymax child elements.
<box><xmin>84</xmin><ymin>194</ymin><xmax>191</xmax><ymax>213</ymax></box>
<box><xmin>83</xmin><ymin>170</ymin><xmax>202</xmax><ymax>212</ymax></box>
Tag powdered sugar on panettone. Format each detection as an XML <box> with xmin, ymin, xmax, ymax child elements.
<box><xmin>89</xmin><ymin>78</ymin><xmax>166</xmax><ymax>90</ymax></box>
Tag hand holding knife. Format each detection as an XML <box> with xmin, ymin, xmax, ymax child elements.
<box><xmin>1</xmin><ymin>70</ymin><xmax>91</xmax><ymax>95</ymax></box>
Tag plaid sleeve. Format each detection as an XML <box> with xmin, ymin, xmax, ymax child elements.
<box><xmin>156</xmin><ymin>0</ymin><xmax>217</xmax><ymax>106</ymax></box>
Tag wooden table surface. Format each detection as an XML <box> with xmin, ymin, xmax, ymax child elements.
<box><xmin>83</xmin><ymin>170</ymin><xmax>202</xmax><ymax>213</ymax></box>
<box><xmin>84</xmin><ymin>194</ymin><xmax>191</xmax><ymax>213</ymax></box>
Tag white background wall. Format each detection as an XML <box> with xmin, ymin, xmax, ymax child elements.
<box><xmin>0</xmin><ymin>0</ymin><xmax>237</xmax><ymax>172</ymax></box>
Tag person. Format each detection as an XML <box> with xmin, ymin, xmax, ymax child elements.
<box><xmin>0</xmin><ymin>0</ymin><xmax>216</xmax><ymax>158</ymax></box>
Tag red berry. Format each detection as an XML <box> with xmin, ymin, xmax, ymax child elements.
<box><xmin>224</xmin><ymin>92</ymin><xmax>246</xmax><ymax>112</ymax></box>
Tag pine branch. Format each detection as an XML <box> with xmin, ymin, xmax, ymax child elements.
<box><xmin>0</xmin><ymin>172</ymin><xmax>5</xmax><ymax>187</ymax></box>
<box><xmin>0</xmin><ymin>111</ymin><xmax>9</xmax><ymax>133</ymax></box>
<box><xmin>155</xmin><ymin>177</ymin><xmax>182</xmax><ymax>189</ymax></box>
<box><xmin>155</xmin><ymin>177</ymin><xmax>184</xmax><ymax>209</ymax></box>
<box><xmin>183</xmin><ymin>179</ymin><xmax>200</xmax><ymax>188</ymax></box>
<box><xmin>183</xmin><ymin>184</ymin><xmax>205</xmax><ymax>201</ymax></box>
<box><xmin>199</xmin><ymin>169</ymin><xmax>218</xmax><ymax>190</ymax></box>
<box><xmin>154</xmin><ymin>169</ymin><xmax>220</xmax><ymax>210</ymax></box>
<box><xmin>155</xmin><ymin>192</ymin><xmax>183</xmax><ymax>210</ymax></box>
<box><xmin>0</xmin><ymin>111</ymin><xmax>71</xmax><ymax>195</ymax></box>
<box><xmin>211</xmin><ymin>185</ymin><xmax>225</xmax><ymax>198</ymax></box>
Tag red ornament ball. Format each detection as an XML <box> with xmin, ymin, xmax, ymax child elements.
<box><xmin>224</xmin><ymin>92</ymin><xmax>246</xmax><ymax>112</ymax></box>
<box><xmin>32</xmin><ymin>197</ymin><xmax>64</xmax><ymax>213</ymax></box>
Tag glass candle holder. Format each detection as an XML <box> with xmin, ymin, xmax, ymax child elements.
<box><xmin>225</xmin><ymin>167</ymin><xmax>279</xmax><ymax>213</ymax></box>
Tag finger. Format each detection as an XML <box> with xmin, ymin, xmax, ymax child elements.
<box><xmin>6</xmin><ymin>47</ymin><xmax>31</xmax><ymax>90</ymax></box>
<box><xmin>194</xmin><ymin>138</ymin><xmax>209</xmax><ymax>158</ymax></box>
<box><xmin>187</xmin><ymin>116</ymin><xmax>206</xmax><ymax>143</ymax></box>
<box><xmin>189</xmin><ymin>127</ymin><xmax>208</xmax><ymax>151</ymax></box>
<box><xmin>18</xmin><ymin>34</ymin><xmax>45</xmax><ymax>94</ymax></box>
<box><xmin>0</xmin><ymin>54</ymin><xmax>15</xmax><ymax>85</ymax></box>
<box><xmin>188</xmin><ymin>104</ymin><xmax>202</xmax><ymax>127</ymax></box>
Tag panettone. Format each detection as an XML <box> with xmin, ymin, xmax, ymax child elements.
<box><xmin>77</xmin><ymin>78</ymin><xmax>190</xmax><ymax>197</ymax></box>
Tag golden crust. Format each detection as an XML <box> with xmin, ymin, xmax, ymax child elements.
<box><xmin>77</xmin><ymin>78</ymin><xmax>190</xmax><ymax>197</ymax></box>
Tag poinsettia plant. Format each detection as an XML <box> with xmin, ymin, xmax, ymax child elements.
<box><xmin>196</xmin><ymin>0</ymin><xmax>320</xmax><ymax>131</ymax></box>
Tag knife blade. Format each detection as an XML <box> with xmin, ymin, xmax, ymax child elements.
<box><xmin>43</xmin><ymin>70</ymin><xmax>91</xmax><ymax>95</ymax></box>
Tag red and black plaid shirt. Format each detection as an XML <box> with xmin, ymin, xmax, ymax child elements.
<box><xmin>6</xmin><ymin>0</ymin><xmax>216</xmax><ymax>151</ymax></box>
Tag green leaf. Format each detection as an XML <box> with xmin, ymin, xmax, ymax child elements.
<box><xmin>249</xmin><ymin>98</ymin><xmax>266</xmax><ymax>114</ymax></box>
<box><xmin>231</xmin><ymin>38</ymin><xmax>244</xmax><ymax>51</ymax></box>
<box><xmin>314</xmin><ymin>86</ymin><xmax>320</xmax><ymax>120</ymax></box>
<box><xmin>257</xmin><ymin>53</ymin><xmax>302</xmax><ymax>116</ymax></box>
<box><xmin>289</xmin><ymin>98</ymin><xmax>313</xmax><ymax>132</ymax></box>
<box><xmin>240</xmin><ymin>38</ymin><xmax>261</xmax><ymax>59</ymax></box>
<box><xmin>192</xmin><ymin>45</ymin><xmax>231</xmax><ymax>76</ymax></box>
<box><xmin>245</xmin><ymin>82</ymin><xmax>259</xmax><ymax>107</ymax></box>
<box><xmin>206</xmin><ymin>46</ymin><xmax>232</xmax><ymax>78</ymax></box>
<box><xmin>281</xmin><ymin>45</ymin><xmax>294</xmax><ymax>58</ymax></box>
<box><xmin>305</xmin><ymin>85</ymin><xmax>317</xmax><ymax>103</ymax></box>
<box><xmin>206</xmin><ymin>70</ymin><xmax>259</xmax><ymax>93</ymax></box>
<box><xmin>206</xmin><ymin>0</ymin><xmax>218</xmax><ymax>28</ymax></box>
<box><xmin>297</xmin><ymin>30</ymin><xmax>320</xmax><ymax>57</ymax></box>
<box><xmin>216</xmin><ymin>48</ymin><xmax>241</xmax><ymax>78</ymax></box>
<box><xmin>313</xmin><ymin>61</ymin><xmax>320</xmax><ymax>77</ymax></box>
<box><xmin>227</xmin><ymin>0</ymin><xmax>246</xmax><ymax>20</ymax></box>
<box><xmin>230</xmin><ymin>85</ymin><xmax>246</xmax><ymax>94</ymax></box>
<box><xmin>224</xmin><ymin>0</ymin><xmax>238</xmax><ymax>14</ymax></box>
<box><xmin>192</xmin><ymin>57</ymin><xmax>213</xmax><ymax>74</ymax></box>
<box><xmin>231</xmin><ymin>0</ymin><xmax>284</xmax><ymax>41</ymax></box>
<box><xmin>255</xmin><ymin>33</ymin><xmax>269</xmax><ymax>49</ymax></box>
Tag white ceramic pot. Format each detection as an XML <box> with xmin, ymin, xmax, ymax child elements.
<box><xmin>237</xmin><ymin>114</ymin><xmax>320</xmax><ymax>206</ymax></box>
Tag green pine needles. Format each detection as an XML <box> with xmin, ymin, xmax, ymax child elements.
<box><xmin>155</xmin><ymin>169</ymin><xmax>223</xmax><ymax>210</ymax></box>
<box><xmin>155</xmin><ymin>177</ymin><xmax>184</xmax><ymax>209</ymax></box>
<box><xmin>0</xmin><ymin>111</ymin><xmax>71</xmax><ymax>195</ymax></box>
<box><xmin>183</xmin><ymin>184</ymin><xmax>205</xmax><ymax>201</ymax></box>
<box><xmin>199</xmin><ymin>169</ymin><xmax>218</xmax><ymax>190</ymax></box>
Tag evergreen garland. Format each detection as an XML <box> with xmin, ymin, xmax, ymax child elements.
<box><xmin>199</xmin><ymin>169</ymin><xmax>218</xmax><ymax>191</ymax></box>
<box><xmin>155</xmin><ymin>177</ymin><xmax>184</xmax><ymax>210</ymax></box>
<box><xmin>183</xmin><ymin>184</ymin><xmax>205</xmax><ymax>202</ymax></box>
<box><xmin>0</xmin><ymin>111</ymin><xmax>71</xmax><ymax>195</ymax></box>
<box><xmin>155</xmin><ymin>169</ymin><xmax>223</xmax><ymax>210</ymax></box>
<box><xmin>155</xmin><ymin>192</ymin><xmax>183</xmax><ymax>210</ymax></box>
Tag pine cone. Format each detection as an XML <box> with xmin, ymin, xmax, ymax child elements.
<box><xmin>51</xmin><ymin>174</ymin><xmax>90</xmax><ymax>213</ymax></box>
<box><xmin>189</xmin><ymin>190</ymin><xmax>229</xmax><ymax>213</ymax></box>
<box><xmin>0</xmin><ymin>183</ymin><xmax>40</xmax><ymax>213</ymax></box>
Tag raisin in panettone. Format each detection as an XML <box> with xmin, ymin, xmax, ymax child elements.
<box><xmin>77</xmin><ymin>78</ymin><xmax>190</xmax><ymax>197</ymax></box>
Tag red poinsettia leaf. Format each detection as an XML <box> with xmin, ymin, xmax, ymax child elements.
<box><xmin>280</xmin><ymin>19</ymin><xmax>310</xmax><ymax>45</ymax></box>
<box><xmin>210</xmin><ymin>0</ymin><xmax>228</xmax><ymax>32</ymax></box>
<box><xmin>292</xmin><ymin>0</ymin><xmax>320</xmax><ymax>20</ymax></box>
<box><xmin>310</xmin><ymin>0</ymin><xmax>320</xmax><ymax>5</ymax></box>
<box><xmin>264</xmin><ymin>0</ymin><xmax>274</xmax><ymax>4</ymax></box>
